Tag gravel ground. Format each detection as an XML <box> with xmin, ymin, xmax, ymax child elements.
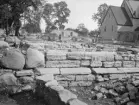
<box><xmin>67</xmin><ymin>86</ymin><xmax>119</xmax><ymax>105</ymax></box>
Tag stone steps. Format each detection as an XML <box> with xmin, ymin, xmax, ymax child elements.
<box><xmin>36</xmin><ymin>68</ymin><xmax>139</xmax><ymax>75</ymax></box>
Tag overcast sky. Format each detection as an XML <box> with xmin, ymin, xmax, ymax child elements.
<box><xmin>45</xmin><ymin>0</ymin><xmax>123</xmax><ymax>31</ymax></box>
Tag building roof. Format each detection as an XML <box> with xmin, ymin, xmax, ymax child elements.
<box><xmin>101</xmin><ymin>6</ymin><xmax>132</xmax><ymax>26</ymax></box>
<box><xmin>110</xmin><ymin>6</ymin><xmax>132</xmax><ymax>26</ymax></box>
<box><xmin>126</xmin><ymin>0</ymin><xmax>139</xmax><ymax>18</ymax></box>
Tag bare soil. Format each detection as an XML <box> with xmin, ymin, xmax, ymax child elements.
<box><xmin>67</xmin><ymin>86</ymin><xmax>116</xmax><ymax>105</ymax></box>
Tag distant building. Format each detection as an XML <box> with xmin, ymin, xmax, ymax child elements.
<box><xmin>50</xmin><ymin>30</ymin><xmax>78</xmax><ymax>42</ymax></box>
<box><xmin>100</xmin><ymin>0</ymin><xmax>139</xmax><ymax>43</ymax></box>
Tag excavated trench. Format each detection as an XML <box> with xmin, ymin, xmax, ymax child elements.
<box><xmin>0</xmin><ymin>91</ymin><xmax>47</xmax><ymax>105</ymax></box>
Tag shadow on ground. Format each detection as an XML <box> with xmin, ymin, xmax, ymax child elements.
<box><xmin>0</xmin><ymin>92</ymin><xmax>46</xmax><ymax>105</ymax></box>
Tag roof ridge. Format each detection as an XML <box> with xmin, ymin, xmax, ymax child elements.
<box><xmin>110</xmin><ymin>5</ymin><xmax>121</xmax><ymax>8</ymax></box>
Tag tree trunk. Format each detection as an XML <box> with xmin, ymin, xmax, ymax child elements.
<box><xmin>14</xmin><ymin>18</ymin><xmax>21</xmax><ymax>36</ymax></box>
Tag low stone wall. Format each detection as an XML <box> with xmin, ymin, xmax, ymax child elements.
<box><xmin>0</xmin><ymin>63</ymin><xmax>139</xmax><ymax>105</ymax></box>
<box><xmin>36</xmin><ymin>68</ymin><xmax>139</xmax><ymax>104</ymax></box>
<box><xmin>36</xmin><ymin>68</ymin><xmax>139</xmax><ymax>87</ymax></box>
<box><xmin>1</xmin><ymin>45</ymin><xmax>139</xmax><ymax>104</ymax></box>
<box><xmin>35</xmin><ymin>72</ymin><xmax>88</xmax><ymax>105</ymax></box>
<box><xmin>0</xmin><ymin>68</ymin><xmax>88</xmax><ymax>105</ymax></box>
<box><xmin>0</xmin><ymin>69</ymin><xmax>36</xmax><ymax>94</ymax></box>
<box><xmin>45</xmin><ymin>51</ymin><xmax>139</xmax><ymax>68</ymax></box>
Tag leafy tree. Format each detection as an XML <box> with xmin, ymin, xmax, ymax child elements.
<box><xmin>89</xmin><ymin>29</ymin><xmax>100</xmax><ymax>37</ymax></box>
<box><xmin>22</xmin><ymin>6</ymin><xmax>43</xmax><ymax>33</ymax></box>
<box><xmin>22</xmin><ymin>1</ymin><xmax>71</xmax><ymax>34</ymax></box>
<box><xmin>54</xmin><ymin>1</ymin><xmax>71</xmax><ymax>30</ymax></box>
<box><xmin>43</xmin><ymin>3</ymin><xmax>55</xmax><ymax>33</ymax></box>
<box><xmin>22</xmin><ymin>23</ymin><xmax>41</xmax><ymax>33</ymax></box>
<box><xmin>66</xmin><ymin>28</ymin><xmax>76</xmax><ymax>32</ymax></box>
<box><xmin>0</xmin><ymin>0</ymin><xmax>42</xmax><ymax>36</ymax></box>
<box><xmin>92</xmin><ymin>3</ymin><xmax>108</xmax><ymax>28</ymax></box>
<box><xmin>23</xmin><ymin>1</ymin><xmax>71</xmax><ymax>33</ymax></box>
<box><xmin>76</xmin><ymin>23</ymin><xmax>89</xmax><ymax>36</ymax></box>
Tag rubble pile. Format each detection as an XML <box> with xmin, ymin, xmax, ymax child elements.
<box><xmin>91</xmin><ymin>75</ymin><xmax>139</xmax><ymax>105</ymax></box>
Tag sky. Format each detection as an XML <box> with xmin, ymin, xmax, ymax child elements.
<box><xmin>40</xmin><ymin>0</ymin><xmax>123</xmax><ymax>31</ymax></box>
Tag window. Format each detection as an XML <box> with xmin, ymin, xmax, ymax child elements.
<box><xmin>112</xmin><ymin>25</ymin><xmax>113</xmax><ymax>32</ymax></box>
<box><xmin>104</xmin><ymin>26</ymin><xmax>106</xmax><ymax>32</ymax></box>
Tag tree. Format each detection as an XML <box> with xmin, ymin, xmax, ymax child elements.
<box><xmin>43</xmin><ymin>3</ymin><xmax>55</xmax><ymax>33</ymax></box>
<box><xmin>22</xmin><ymin>6</ymin><xmax>43</xmax><ymax>33</ymax></box>
<box><xmin>76</xmin><ymin>23</ymin><xmax>89</xmax><ymax>36</ymax></box>
<box><xmin>66</xmin><ymin>28</ymin><xmax>75</xmax><ymax>31</ymax></box>
<box><xmin>92</xmin><ymin>3</ymin><xmax>108</xmax><ymax>28</ymax></box>
<box><xmin>0</xmin><ymin>0</ymin><xmax>43</xmax><ymax>36</ymax></box>
<box><xmin>54</xmin><ymin>1</ymin><xmax>71</xmax><ymax>30</ymax></box>
<box><xmin>89</xmin><ymin>29</ymin><xmax>100</xmax><ymax>37</ymax></box>
<box><xmin>22</xmin><ymin>1</ymin><xmax>71</xmax><ymax>34</ymax></box>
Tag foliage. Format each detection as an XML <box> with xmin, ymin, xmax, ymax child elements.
<box><xmin>76</xmin><ymin>23</ymin><xmax>89</xmax><ymax>36</ymax></box>
<box><xmin>89</xmin><ymin>29</ymin><xmax>100</xmax><ymax>37</ymax></box>
<box><xmin>0</xmin><ymin>0</ymin><xmax>43</xmax><ymax>36</ymax></box>
<box><xmin>43</xmin><ymin>3</ymin><xmax>55</xmax><ymax>33</ymax></box>
<box><xmin>53</xmin><ymin>1</ymin><xmax>71</xmax><ymax>30</ymax></box>
<box><xmin>92</xmin><ymin>3</ymin><xmax>108</xmax><ymax>28</ymax></box>
<box><xmin>23</xmin><ymin>1</ymin><xmax>70</xmax><ymax>33</ymax></box>
<box><xmin>22</xmin><ymin>23</ymin><xmax>41</xmax><ymax>33</ymax></box>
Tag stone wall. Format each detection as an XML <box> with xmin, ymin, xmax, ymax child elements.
<box><xmin>35</xmin><ymin>68</ymin><xmax>139</xmax><ymax>104</ymax></box>
<box><xmin>0</xmin><ymin>47</ymin><xmax>139</xmax><ymax>104</ymax></box>
<box><xmin>35</xmin><ymin>72</ymin><xmax>88</xmax><ymax>105</ymax></box>
<box><xmin>45</xmin><ymin>51</ymin><xmax>139</xmax><ymax>68</ymax></box>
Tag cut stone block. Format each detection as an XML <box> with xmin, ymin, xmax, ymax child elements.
<box><xmin>92</xmin><ymin>68</ymin><xmax>122</xmax><ymax>74</ymax></box>
<box><xmin>68</xmin><ymin>99</ymin><xmax>88</xmax><ymax>105</ymax></box>
<box><xmin>130</xmin><ymin>54</ymin><xmax>136</xmax><ymax>61</ymax></box>
<box><xmin>46</xmin><ymin>52</ymin><xmax>66</xmax><ymax>61</ymax></box>
<box><xmin>136</xmin><ymin>61</ymin><xmax>139</xmax><ymax>67</ymax></box>
<box><xmin>58</xmin><ymin>81</ymin><xmax>69</xmax><ymax>87</ymax></box>
<box><xmin>36</xmin><ymin>74</ymin><xmax>54</xmax><ymax>82</ymax></box>
<box><xmin>117</xmin><ymin>68</ymin><xmax>139</xmax><ymax>73</ymax></box>
<box><xmin>69</xmin><ymin>81</ymin><xmax>92</xmax><ymax>87</ymax></box>
<box><xmin>60</xmin><ymin>68</ymin><xmax>91</xmax><ymax>74</ymax></box>
<box><xmin>91</xmin><ymin>61</ymin><xmax>102</xmax><ymax>67</ymax></box>
<box><xmin>76</xmin><ymin>74</ymin><xmax>95</xmax><ymax>81</ymax></box>
<box><xmin>46</xmin><ymin>60</ymin><xmax>80</xmax><ymax>68</ymax></box>
<box><xmin>92</xmin><ymin>55</ymin><xmax>104</xmax><ymax>61</ymax></box>
<box><xmin>16</xmin><ymin>70</ymin><xmax>34</xmax><ymax>77</ymax></box>
<box><xmin>103</xmin><ymin>62</ymin><xmax>114</xmax><ymax>68</ymax></box>
<box><xmin>55</xmin><ymin>75</ymin><xmax>75</xmax><ymax>81</ymax></box>
<box><xmin>84</xmin><ymin>52</ymin><xmax>92</xmax><ymax>59</ymax></box>
<box><xmin>0</xmin><ymin>69</ymin><xmax>13</xmax><ymax>75</ymax></box>
<box><xmin>114</xmin><ymin>61</ymin><xmax>122</xmax><ymax>67</ymax></box>
<box><xmin>58</xmin><ymin>89</ymin><xmax>77</xmax><ymax>104</ymax></box>
<box><xmin>21</xmin><ymin>84</ymin><xmax>32</xmax><ymax>91</ymax></box>
<box><xmin>122</xmin><ymin>55</ymin><xmax>130</xmax><ymax>61</ymax></box>
<box><xmin>80</xmin><ymin>60</ymin><xmax>90</xmax><ymax>67</ymax></box>
<box><xmin>96</xmin><ymin>75</ymin><xmax>104</xmax><ymax>82</ymax></box>
<box><xmin>67</xmin><ymin>52</ymin><xmax>85</xmax><ymax>60</ymax></box>
<box><xmin>45</xmin><ymin>80</ymin><xmax>58</xmax><ymax>87</ymax></box>
<box><xmin>35</xmin><ymin>68</ymin><xmax>60</xmax><ymax>74</ymax></box>
<box><xmin>105</xmin><ymin>54</ymin><xmax>115</xmax><ymax>61</ymax></box>
<box><xmin>123</xmin><ymin>61</ymin><xmax>135</xmax><ymax>68</ymax></box>
<box><xmin>110</xmin><ymin>74</ymin><xmax>132</xmax><ymax>80</ymax></box>
<box><xmin>115</xmin><ymin>54</ymin><xmax>123</xmax><ymax>61</ymax></box>
<box><xmin>50</xmin><ymin>85</ymin><xmax>64</xmax><ymax>92</ymax></box>
<box><xmin>135</xmin><ymin>55</ymin><xmax>139</xmax><ymax>61</ymax></box>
